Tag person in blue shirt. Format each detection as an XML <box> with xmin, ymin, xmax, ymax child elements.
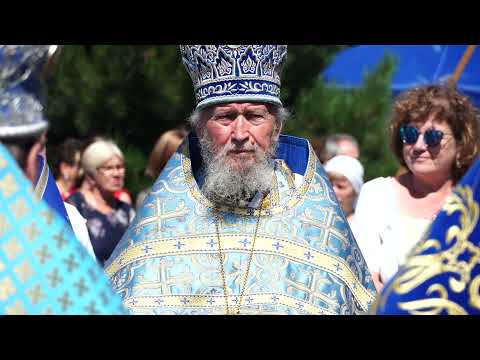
<box><xmin>0</xmin><ymin>45</ymin><xmax>126</xmax><ymax>315</ymax></box>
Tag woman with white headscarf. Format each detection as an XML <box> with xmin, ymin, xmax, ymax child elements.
<box><xmin>324</xmin><ymin>155</ymin><xmax>364</xmax><ymax>225</ymax></box>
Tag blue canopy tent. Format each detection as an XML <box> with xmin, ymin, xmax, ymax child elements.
<box><xmin>322</xmin><ymin>45</ymin><xmax>480</xmax><ymax>108</ymax></box>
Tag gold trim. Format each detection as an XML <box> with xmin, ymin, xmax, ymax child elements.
<box><xmin>123</xmin><ymin>293</ymin><xmax>337</xmax><ymax>315</ymax></box>
<box><xmin>33</xmin><ymin>160</ymin><xmax>49</xmax><ymax>200</ymax></box>
<box><xmin>277</xmin><ymin>159</ymin><xmax>297</xmax><ymax>191</ymax></box>
<box><xmin>377</xmin><ymin>185</ymin><xmax>480</xmax><ymax>314</ymax></box>
<box><xmin>469</xmin><ymin>275</ymin><xmax>480</xmax><ymax>310</ymax></box>
<box><xmin>106</xmin><ymin>233</ymin><xmax>374</xmax><ymax>310</ymax></box>
<box><xmin>267</xmin><ymin>166</ymin><xmax>280</xmax><ymax>208</ymax></box>
<box><xmin>180</xmin><ymin>141</ymin><xmax>317</xmax><ymax>217</ymax></box>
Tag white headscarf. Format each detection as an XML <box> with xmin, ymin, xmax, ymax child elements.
<box><xmin>324</xmin><ymin>155</ymin><xmax>364</xmax><ymax>195</ymax></box>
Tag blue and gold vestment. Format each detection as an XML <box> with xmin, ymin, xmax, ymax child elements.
<box><xmin>34</xmin><ymin>154</ymin><xmax>71</xmax><ymax>227</ymax></box>
<box><xmin>376</xmin><ymin>158</ymin><xmax>480</xmax><ymax>315</ymax></box>
<box><xmin>106</xmin><ymin>134</ymin><xmax>376</xmax><ymax>314</ymax></box>
<box><xmin>0</xmin><ymin>143</ymin><xmax>126</xmax><ymax>315</ymax></box>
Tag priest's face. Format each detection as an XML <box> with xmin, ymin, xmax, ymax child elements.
<box><xmin>200</xmin><ymin>103</ymin><xmax>280</xmax><ymax>171</ymax></box>
<box><xmin>197</xmin><ymin>102</ymin><xmax>282</xmax><ymax>207</ymax></box>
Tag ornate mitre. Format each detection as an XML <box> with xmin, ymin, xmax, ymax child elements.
<box><xmin>0</xmin><ymin>45</ymin><xmax>61</xmax><ymax>139</ymax></box>
<box><xmin>180</xmin><ymin>45</ymin><xmax>287</xmax><ymax>109</ymax></box>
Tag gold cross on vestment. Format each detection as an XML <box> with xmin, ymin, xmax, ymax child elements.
<box><xmin>134</xmin><ymin>261</ymin><xmax>195</xmax><ymax>295</ymax></box>
<box><xmin>57</xmin><ymin>291</ymin><xmax>73</xmax><ymax>312</ymax></box>
<box><xmin>42</xmin><ymin>306</ymin><xmax>53</xmax><ymax>315</ymax></box>
<box><xmin>0</xmin><ymin>214</ymin><xmax>10</xmax><ymax>237</ymax></box>
<box><xmin>0</xmin><ymin>173</ymin><xmax>19</xmax><ymax>198</ymax></box>
<box><xmin>5</xmin><ymin>300</ymin><xmax>26</xmax><ymax>315</ymax></box>
<box><xmin>73</xmin><ymin>277</ymin><xmax>89</xmax><ymax>297</ymax></box>
<box><xmin>40</xmin><ymin>210</ymin><xmax>54</xmax><ymax>225</ymax></box>
<box><xmin>0</xmin><ymin>276</ymin><xmax>16</xmax><ymax>301</ymax></box>
<box><xmin>46</xmin><ymin>268</ymin><xmax>63</xmax><ymax>288</ymax></box>
<box><xmin>53</xmin><ymin>230</ymin><xmax>68</xmax><ymax>250</ymax></box>
<box><xmin>134</xmin><ymin>197</ymin><xmax>189</xmax><ymax>236</ymax></box>
<box><xmin>23</xmin><ymin>222</ymin><xmax>41</xmax><ymax>243</ymax></box>
<box><xmin>14</xmin><ymin>261</ymin><xmax>34</xmax><ymax>283</ymax></box>
<box><xmin>26</xmin><ymin>284</ymin><xmax>46</xmax><ymax>305</ymax></box>
<box><xmin>285</xmin><ymin>270</ymin><xmax>338</xmax><ymax>310</ymax></box>
<box><xmin>35</xmin><ymin>244</ymin><xmax>52</xmax><ymax>264</ymax></box>
<box><xmin>85</xmin><ymin>301</ymin><xmax>99</xmax><ymax>315</ymax></box>
<box><xmin>9</xmin><ymin>197</ymin><xmax>29</xmax><ymax>220</ymax></box>
<box><xmin>2</xmin><ymin>237</ymin><xmax>22</xmax><ymax>260</ymax></box>
<box><xmin>299</xmin><ymin>208</ymin><xmax>349</xmax><ymax>251</ymax></box>
<box><xmin>63</xmin><ymin>254</ymin><xmax>79</xmax><ymax>272</ymax></box>
<box><xmin>0</xmin><ymin>156</ymin><xmax>7</xmax><ymax>169</ymax></box>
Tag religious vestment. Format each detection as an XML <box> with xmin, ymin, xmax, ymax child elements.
<box><xmin>106</xmin><ymin>134</ymin><xmax>377</xmax><ymax>315</ymax></box>
<box><xmin>0</xmin><ymin>141</ymin><xmax>126</xmax><ymax>315</ymax></box>
<box><xmin>375</xmin><ymin>157</ymin><xmax>480</xmax><ymax>315</ymax></box>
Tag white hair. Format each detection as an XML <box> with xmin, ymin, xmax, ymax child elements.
<box><xmin>82</xmin><ymin>139</ymin><xmax>124</xmax><ymax>176</ymax></box>
<box><xmin>189</xmin><ymin>102</ymin><xmax>288</xmax><ymax>207</ymax></box>
<box><xmin>199</xmin><ymin>131</ymin><xmax>277</xmax><ymax>207</ymax></box>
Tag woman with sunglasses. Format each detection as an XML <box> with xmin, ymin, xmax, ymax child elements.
<box><xmin>353</xmin><ymin>84</ymin><xmax>479</xmax><ymax>292</ymax></box>
<box><xmin>66</xmin><ymin>138</ymin><xmax>135</xmax><ymax>266</ymax></box>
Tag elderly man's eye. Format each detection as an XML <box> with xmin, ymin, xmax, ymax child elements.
<box><xmin>248</xmin><ymin>113</ymin><xmax>266</xmax><ymax>122</ymax></box>
<box><xmin>214</xmin><ymin>113</ymin><xmax>234</xmax><ymax>121</ymax></box>
<box><xmin>215</xmin><ymin>118</ymin><xmax>233</xmax><ymax>125</ymax></box>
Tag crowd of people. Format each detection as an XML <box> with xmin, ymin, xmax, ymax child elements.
<box><xmin>315</xmin><ymin>85</ymin><xmax>480</xmax><ymax>294</ymax></box>
<box><xmin>46</xmin><ymin>131</ymin><xmax>190</xmax><ymax>266</ymax></box>
<box><xmin>1</xmin><ymin>44</ymin><xmax>479</xmax><ymax>315</ymax></box>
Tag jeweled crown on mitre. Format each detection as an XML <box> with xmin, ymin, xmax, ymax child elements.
<box><xmin>180</xmin><ymin>45</ymin><xmax>288</xmax><ymax>110</ymax></box>
<box><xmin>0</xmin><ymin>45</ymin><xmax>60</xmax><ymax>139</ymax></box>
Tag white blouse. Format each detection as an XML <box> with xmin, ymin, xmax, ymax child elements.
<box><xmin>64</xmin><ymin>202</ymin><xmax>96</xmax><ymax>260</ymax></box>
<box><xmin>351</xmin><ymin>177</ymin><xmax>433</xmax><ymax>284</ymax></box>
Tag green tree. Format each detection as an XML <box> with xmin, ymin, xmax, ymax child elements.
<box><xmin>47</xmin><ymin>45</ymin><xmax>195</xmax><ymax>197</ymax></box>
<box><xmin>46</xmin><ymin>45</ymin><xmax>396</xmax><ymax>198</ymax></box>
<box><xmin>46</xmin><ymin>45</ymin><xmax>348</xmax><ymax>199</ymax></box>
<box><xmin>285</xmin><ymin>54</ymin><xmax>399</xmax><ymax>181</ymax></box>
<box><xmin>281</xmin><ymin>45</ymin><xmax>349</xmax><ymax>107</ymax></box>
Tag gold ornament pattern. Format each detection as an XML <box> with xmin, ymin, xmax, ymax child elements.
<box><xmin>378</xmin><ymin>185</ymin><xmax>480</xmax><ymax>314</ymax></box>
<box><xmin>107</xmin><ymin>137</ymin><xmax>376</xmax><ymax>314</ymax></box>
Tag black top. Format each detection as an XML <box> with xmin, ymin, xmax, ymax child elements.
<box><xmin>66</xmin><ymin>192</ymin><xmax>134</xmax><ymax>266</ymax></box>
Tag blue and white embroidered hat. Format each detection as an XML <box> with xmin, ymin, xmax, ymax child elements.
<box><xmin>0</xmin><ymin>45</ymin><xmax>59</xmax><ymax>139</ymax></box>
<box><xmin>180</xmin><ymin>45</ymin><xmax>288</xmax><ymax>109</ymax></box>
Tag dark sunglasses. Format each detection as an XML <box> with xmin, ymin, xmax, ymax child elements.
<box><xmin>399</xmin><ymin>125</ymin><xmax>445</xmax><ymax>148</ymax></box>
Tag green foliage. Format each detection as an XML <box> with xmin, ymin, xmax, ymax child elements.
<box><xmin>46</xmin><ymin>45</ymin><xmax>195</xmax><ymax>197</ymax></box>
<box><xmin>281</xmin><ymin>45</ymin><xmax>348</xmax><ymax>107</ymax></box>
<box><xmin>45</xmin><ymin>45</ymin><xmax>399</xmax><ymax>198</ymax></box>
<box><xmin>284</xmin><ymin>53</ymin><xmax>399</xmax><ymax>181</ymax></box>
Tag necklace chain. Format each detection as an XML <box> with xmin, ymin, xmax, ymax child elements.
<box><xmin>215</xmin><ymin>205</ymin><xmax>263</xmax><ymax>315</ymax></box>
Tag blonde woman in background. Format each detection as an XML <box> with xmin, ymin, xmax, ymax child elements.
<box><xmin>67</xmin><ymin>138</ymin><xmax>135</xmax><ymax>266</ymax></box>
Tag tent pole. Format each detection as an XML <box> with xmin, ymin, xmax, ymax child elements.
<box><xmin>448</xmin><ymin>45</ymin><xmax>477</xmax><ymax>87</ymax></box>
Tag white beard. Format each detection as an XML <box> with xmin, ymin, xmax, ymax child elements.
<box><xmin>199</xmin><ymin>133</ymin><xmax>278</xmax><ymax>208</ymax></box>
